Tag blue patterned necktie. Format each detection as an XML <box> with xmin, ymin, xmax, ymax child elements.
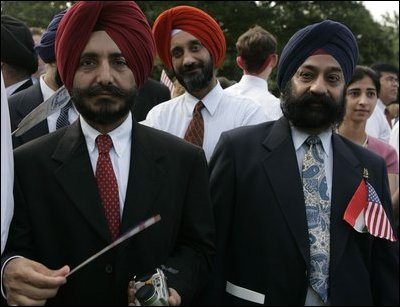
<box><xmin>302</xmin><ymin>135</ymin><xmax>330</xmax><ymax>303</ymax></box>
<box><xmin>56</xmin><ymin>101</ymin><xmax>72</xmax><ymax>130</ymax></box>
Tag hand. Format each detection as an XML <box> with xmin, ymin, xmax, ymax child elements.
<box><xmin>3</xmin><ymin>257</ymin><xmax>70</xmax><ymax>306</ymax></box>
<box><xmin>127</xmin><ymin>281</ymin><xmax>181</xmax><ymax>306</ymax></box>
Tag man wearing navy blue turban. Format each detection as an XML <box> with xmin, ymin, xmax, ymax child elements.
<box><xmin>8</xmin><ymin>9</ymin><xmax>79</xmax><ymax>148</ymax></box>
<box><xmin>205</xmin><ymin>20</ymin><xmax>398</xmax><ymax>306</ymax></box>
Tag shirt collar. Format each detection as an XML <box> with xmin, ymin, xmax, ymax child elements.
<box><xmin>183</xmin><ymin>82</ymin><xmax>223</xmax><ymax>116</ymax></box>
<box><xmin>240</xmin><ymin>75</ymin><xmax>269</xmax><ymax>90</ymax></box>
<box><xmin>80</xmin><ymin>112</ymin><xmax>132</xmax><ymax>157</ymax></box>
<box><xmin>291</xmin><ymin>125</ymin><xmax>332</xmax><ymax>157</ymax></box>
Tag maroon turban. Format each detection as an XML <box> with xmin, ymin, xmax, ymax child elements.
<box><xmin>152</xmin><ymin>5</ymin><xmax>226</xmax><ymax>70</ymax></box>
<box><xmin>55</xmin><ymin>1</ymin><xmax>155</xmax><ymax>91</ymax></box>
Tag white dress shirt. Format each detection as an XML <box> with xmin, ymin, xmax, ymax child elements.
<box><xmin>143</xmin><ymin>83</ymin><xmax>268</xmax><ymax>161</ymax></box>
<box><xmin>80</xmin><ymin>113</ymin><xmax>132</xmax><ymax>217</ymax></box>
<box><xmin>40</xmin><ymin>75</ymin><xmax>79</xmax><ymax>132</ymax></box>
<box><xmin>225</xmin><ymin>75</ymin><xmax>283</xmax><ymax>120</ymax></box>
<box><xmin>366</xmin><ymin>98</ymin><xmax>391</xmax><ymax>143</ymax></box>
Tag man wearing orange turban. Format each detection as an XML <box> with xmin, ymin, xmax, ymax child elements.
<box><xmin>2</xmin><ymin>2</ymin><xmax>215</xmax><ymax>305</ymax></box>
<box><xmin>145</xmin><ymin>5</ymin><xmax>268</xmax><ymax>162</ymax></box>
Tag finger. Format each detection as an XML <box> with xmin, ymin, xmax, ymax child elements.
<box><xmin>168</xmin><ymin>288</ymin><xmax>181</xmax><ymax>306</ymax></box>
<box><xmin>127</xmin><ymin>280</ymin><xmax>136</xmax><ymax>305</ymax></box>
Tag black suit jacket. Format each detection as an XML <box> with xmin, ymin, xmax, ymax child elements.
<box><xmin>8</xmin><ymin>82</ymin><xmax>49</xmax><ymax>148</ymax></box>
<box><xmin>3</xmin><ymin>118</ymin><xmax>215</xmax><ymax>305</ymax></box>
<box><xmin>10</xmin><ymin>78</ymin><xmax>34</xmax><ymax>96</ymax></box>
<box><xmin>132</xmin><ymin>78</ymin><xmax>170</xmax><ymax>122</ymax></box>
<box><xmin>206</xmin><ymin>117</ymin><xmax>399</xmax><ymax>305</ymax></box>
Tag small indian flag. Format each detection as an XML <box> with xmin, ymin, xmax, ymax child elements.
<box><xmin>343</xmin><ymin>179</ymin><xmax>368</xmax><ymax>233</ymax></box>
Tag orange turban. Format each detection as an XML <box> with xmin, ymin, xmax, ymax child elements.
<box><xmin>152</xmin><ymin>6</ymin><xmax>226</xmax><ymax>70</ymax></box>
<box><xmin>55</xmin><ymin>1</ymin><xmax>155</xmax><ymax>91</ymax></box>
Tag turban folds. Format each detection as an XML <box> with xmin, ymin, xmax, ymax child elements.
<box><xmin>152</xmin><ymin>6</ymin><xmax>226</xmax><ymax>70</ymax></box>
<box><xmin>1</xmin><ymin>14</ymin><xmax>38</xmax><ymax>75</ymax></box>
<box><xmin>277</xmin><ymin>20</ymin><xmax>358</xmax><ymax>91</ymax></box>
<box><xmin>35</xmin><ymin>9</ymin><xmax>67</xmax><ymax>63</ymax></box>
<box><xmin>55</xmin><ymin>1</ymin><xmax>155</xmax><ymax>91</ymax></box>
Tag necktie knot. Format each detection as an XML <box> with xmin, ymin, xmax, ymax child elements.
<box><xmin>305</xmin><ymin>135</ymin><xmax>321</xmax><ymax>146</ymax></box>
<box><xmin>193</xmin><ymin>101</ymin><xmax>204</xmax><ymax>114</ymax></box>
<box><xmin>96</xmin><ymin>134</ymin><xmax>113</xmax><ymax>154</ymax></box>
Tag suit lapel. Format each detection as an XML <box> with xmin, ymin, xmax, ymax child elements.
<box><xmin>120</xmin><ymin>122</ymin><xmax>164</xmax><ymax>233</ymax></box>
<box><xmin>52</xmin><ymin>121</ymin><xmax>110</xmax><ymax>242</ymax></box>
<box><xmin>330</xmin><ymin>134</ymin><xmax>361</xmax><ymax>272</ymax></box>
<box><xmin>261</xmin><ymin>118</ymin><xmax>310</xmax><ymax>264</ymax></box>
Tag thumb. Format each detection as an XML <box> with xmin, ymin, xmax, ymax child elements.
<box><xmin>51</xmin><ymin>265</ymin><xmax>70</xmax><ymax>278</ymax></box>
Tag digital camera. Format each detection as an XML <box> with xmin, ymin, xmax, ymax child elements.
<box><xmin>133</xmin><ymin>268</ymin><xmax>169</xmax><ymax>306</ymax></box>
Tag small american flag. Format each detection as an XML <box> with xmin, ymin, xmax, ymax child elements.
<box><xmin>365</xmin><ymin>181</ymin><xmax>396</xmax><ymax>241</ymax></box>
<box><xmin>160</xmin><ymin>69</ymin><xmax>174</xmax><ymax>94</ymax></box>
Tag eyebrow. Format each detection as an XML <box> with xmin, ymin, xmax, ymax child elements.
<box><xmin>170</xmin><ymin>39</ymin><xmax>201</xmax><ymax>51</ymax></box>
<box><xmin>300</xmin><ymin>64</ymin><xmax>342</xmax><ymax>73</ymax></box>
<box><xmin>80</xmin><ymin>52</ymin><xmax>124</xmax><ymax>59</ymax></box>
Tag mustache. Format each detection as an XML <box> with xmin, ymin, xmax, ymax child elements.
<box><xmin>180</xmin><ymin>62</ymin><xmax>204</xmax><ymax>74</ymax></box>
<box><xmin>86</xmin><ymin>84</ymin><xmax>128</xmax><ymax>97</ymax></box>
<box><xmin>294</xmin><ymin>91</ymin><xmax>335</xmax><ymax>106</ymax></box>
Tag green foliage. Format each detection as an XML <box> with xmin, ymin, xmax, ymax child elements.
<box><xmin>2</xmin><ymin>1</ymin><xmax>398</xmax><ymax>94</ymax></box>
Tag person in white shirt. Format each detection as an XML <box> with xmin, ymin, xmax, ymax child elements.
<box><xmin>225</xmin><ymin>25</ymin><xmax>283</xmax><ymax>120</ymax></box>
<box><xmin>145</xmin><ymin>6</ymin><xmax>268</xmax><ymax>161</ymax></box>
<box><xmin>366</xmin><ymin>63</ymin><xmax>398</xmax><ymax>142</ymax></box>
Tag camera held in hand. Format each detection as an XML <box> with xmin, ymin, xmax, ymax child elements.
<box><xmin>133</xmin><ymin>268</ymin><xmax>169</xmax><ymax>306</ymax></box>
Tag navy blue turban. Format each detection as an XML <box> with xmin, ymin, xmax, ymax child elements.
<box><xmin>35</xmin><ymin>9</ymin><xmax>67</xmax><ymax>63</ymax></box>
<box><xmin>277</xmin><ymin>20</ymin><xmax>358</xmax><ymax>91</ymax></box>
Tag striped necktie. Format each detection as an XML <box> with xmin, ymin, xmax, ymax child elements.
<box><xmin>56</xmin><ymin>101</ymin><xmax>72</xmax><ymax>129</ymax></box>
<box><xmin>184</xmin><ymin>101</ymin><xmax>205</xmax><ymax>147</ymax></box>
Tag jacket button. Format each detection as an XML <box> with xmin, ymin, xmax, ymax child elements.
<box><xmin>105</xmin><ymin>264</ymin><xmax>113</xmax><ymax>274</ymax></box>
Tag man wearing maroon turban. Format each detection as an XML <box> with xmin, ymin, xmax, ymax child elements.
<box><xmin>2</xmin><ymin>2</ymin><xmax>215</xmax><ymax>305</ymax></box>
<box><xmin>144</xmin><ymin>5</ymin><xmax>268</xmax><ymax>162</ymax></box>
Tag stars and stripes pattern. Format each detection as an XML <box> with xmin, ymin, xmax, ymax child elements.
<box><xmin>160</xmin><ymin>69</ymin><xmax>175</xmax><ymax>94</ymax></box>
<box><xmin>365</xmin><ymin>181</ymin><xmax>396</xmax><ymax>242</ymax></box>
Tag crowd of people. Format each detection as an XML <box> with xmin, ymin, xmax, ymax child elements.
<box><xmin>1</xmin><ymin>1</ymin><xmax>398</xmax><ymax>306</ymax></box>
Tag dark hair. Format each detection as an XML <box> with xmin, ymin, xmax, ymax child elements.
<box><xmin>370</xmin><ymin>63</ymin><xmax>399</xmax><ymax>77</ymax></box>
<box><xmin>348</xmin><ymin>65</ymin><xmax>381</xmax><ymax>95</ymax></box>
<box><xmin>236</xmin><ymin>25</ymin><xmax>277</xmax><ymax>73</ymax></box>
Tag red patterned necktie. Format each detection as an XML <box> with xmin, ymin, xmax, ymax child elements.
<box><xmin>184</xmin><ymin>101</ymin><xmax>205</xmax><ymax>147</ymax></box>
<box><xmin>95</xmin><ymin>134</ymin><xmax>120</xmax><ymax>241</ymax></box>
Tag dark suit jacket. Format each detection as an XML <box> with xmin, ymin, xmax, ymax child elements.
<box><xmin>206</xmin><ymin>117</ymin><xmax>399</xmax><ymax>306</ymax></box>
<box><xmin>132</xmin><ymin>78</ymin><xmax>171</xmax><ymax>122</ymax></box>
<box><xmin>10</xmin><ymin>78</ymin><xmax>34</xmax><ymax>96</ymax></box>
<box><xmin>8</xmin><ymin>81</ymin><xmax>49</xmax><ymax>148</ymax></box>
<box><xmin>3</xmin><ymin>118</ymin><xmax>215</xmax><ymax>305</ymax></box>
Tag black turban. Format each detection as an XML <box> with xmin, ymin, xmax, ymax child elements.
<box><xmin>277</xmin><ymin>20</ymin><xmax>358</xmax><ymax>91</ymax></box>
<box><xmin>35</xmin><ymin>9</ymin><xmax>67</xmax><ymax>64</ymax></box>
<box><xmin>1</xmin><ymin>14</ymin><xmax>38</xmax><ymax>74</ymax></box>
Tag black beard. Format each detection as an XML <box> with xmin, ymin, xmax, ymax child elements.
<box><xmin>175</xmin><ymin>58</ymin><xmax>214</xmax><ymax>94</ymax></box>
<box><xmin>71</xmin><ymin>84</ymin><xmax>137</xmax><ymax>125</ymax></box>
<box><xmin>280</xmin><ymin>83</ymin><xmax>345</xmax><ymax>131</ymax></box>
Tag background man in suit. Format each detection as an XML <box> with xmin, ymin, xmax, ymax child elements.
<box><xmin>205</xmin><ymin>20</ymin><xmax>398</xmax><ymax>305</ymax></box>
<box><xmin>1</xmin><ymin>14</ymin><xmax>38</xmax><ymax>97</ymax></box>
<box><xmin>2</xmin><ymin>2</ymin><xmax>215</xmax><ymax>305</ymax></box>
<box><xmin>8</xmin><ymin>9</ymin><xmax>79</xmax><ymax>148</ymax></box>
<box><xmin>132</xmin><ymin>78</ymin><xmax>171</xmax><ymax>122</ymax></box>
